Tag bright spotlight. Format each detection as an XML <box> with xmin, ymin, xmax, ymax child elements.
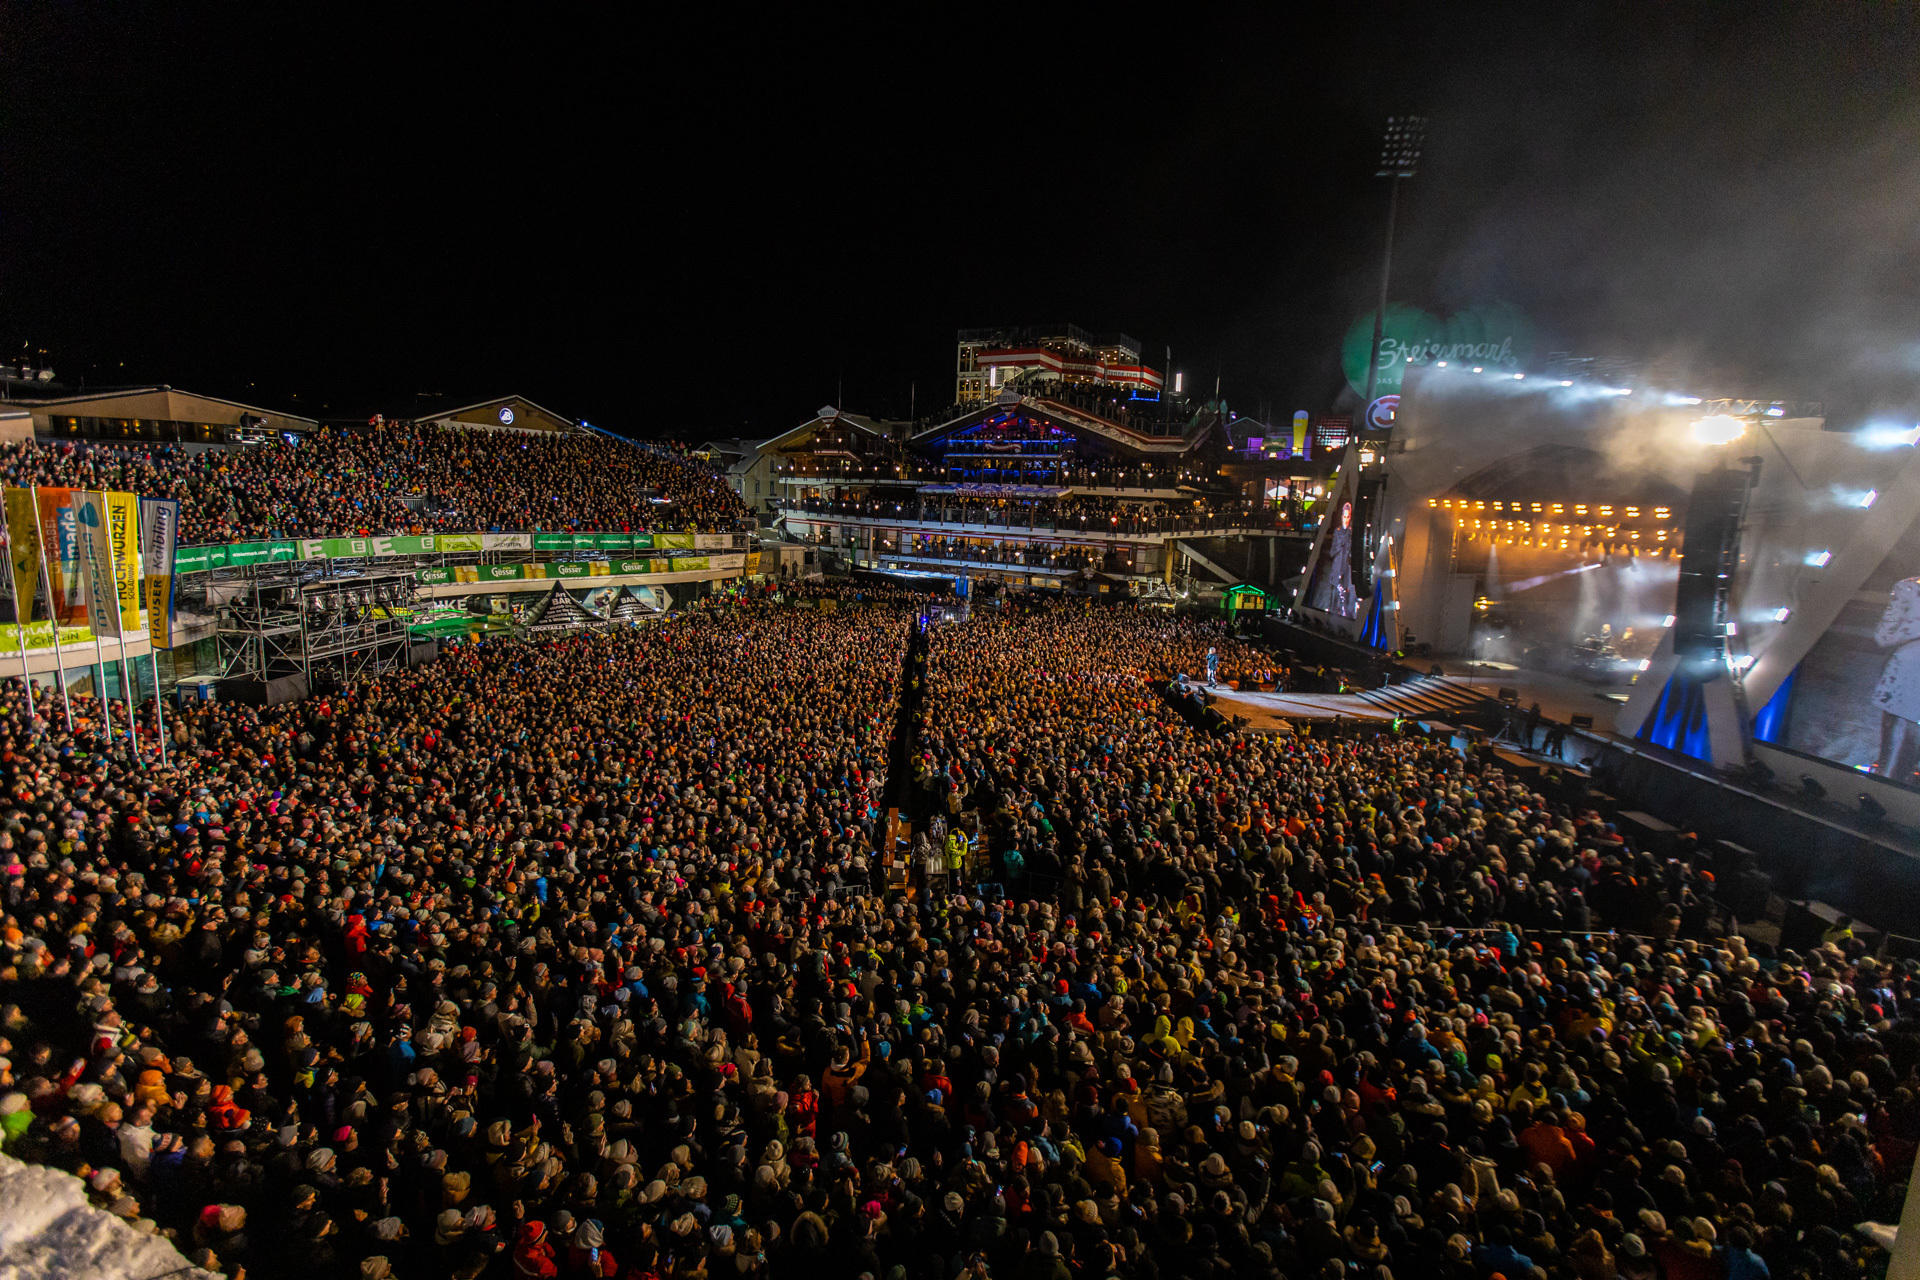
<box><xmin>1514</xmin><ymin>373</ymin><xmax>1525</xmax><ymax>380</ymax></box>
<box><xmin>1472</xmin><ymin>367</ymin><xmax>1483</xmax><ymax>373</ymax></box>
<box><xmin>1662</xmin><ymin>614</ymin><xmax>1676</xmax><ymax>627</ymax></box>
<box><xmin>1860</xmin><ymin>489</ymin><xmax>1879</xmax><ymax>509</ymax></box>
<box><xmin>1667</xmin><ymin>395</ymin><xmax>1703</xmax><ymax>406</ymax></box>
<box><xmin>1772</xmin><ymin>607</ymin><xmax>1791</xmax><ymax>622</ymax></box>
<box><xmin>1690</xmin><ymin>415</ymin><xmax>1747</xmax><ymax>445</ymax></box>
<box><xmin>1436</xmin><ymin>361</ymin><xmax>1447</xmax><ymax>367</ymax></box>
<box><xmin>1856</xmin><ymin>423</ymin><xmax>1920</xmax><ymax>450</ymax></box>
<box><xmin>1805</xmin><ymin>550</ymin><xmax>1832</xmax><ymax>567</ymax></box>
<box><xmin>1560</xmin><ymin>380</ymin><xmax>1573</xmax><ymax>386</ymax></box>
<box><xmin>1637</xmin><ymin>659</ymin><xmax>1651</xmax><ymax>672</ymax></box>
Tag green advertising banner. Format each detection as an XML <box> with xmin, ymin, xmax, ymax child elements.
<box><xmin>1341</xmin><ymin>302</ymin><xmax>1537</xmax><ymax>397</ymax></box>
<box><xmin>671</xmin><ymin>556</ymin><xmax>710</xmax><ymax>571</ymax></box>
<box><xmin>479</xmin><ymin>564</ymin><xmax>526</xmax><ymax>582</ymax></box>
<box><xmin>553</xmin><ymin>562</ymin><xmax>590</xmax><ymax>578</ymax></box>
<box><xmin>177</xmin><ymin>530</ymin><xmax>723</xmax><ymax>573</ymax></box>
<box><xmin>416</xmin><ymin>566</ymin><xmax>455</xmax><ymax>585</ymax></box>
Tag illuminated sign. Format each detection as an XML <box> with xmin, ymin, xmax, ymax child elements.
<box><xmin>498</xmin><ymin>406</ymin><xmax>516</xmax><ymax>425</ymax></box>
<box><xmin>1366</xmin><ymin>395</ymin><xmax>1399</xmax><ymax>431</ymax></box>
<box><xmin>1342</xmin><ymin>303</ymin><xmax>1536</xmax><ymax>395</ymax></box>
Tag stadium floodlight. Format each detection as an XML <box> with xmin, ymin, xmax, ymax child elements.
<box><xmin>1376</xmin><ymin>116</ymin><xmax>1428</xmax><ymax>178</ymax></box>
<box><xmin>1363</xmin><ymin>115</ymin><xmax>1429</xmax><ymax>409</ymax></box>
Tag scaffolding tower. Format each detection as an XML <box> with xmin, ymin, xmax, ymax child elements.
<box><xmin>217</xmin><ymin>568</ymin><xmax>418</xmax><ymax>683</ymax></box>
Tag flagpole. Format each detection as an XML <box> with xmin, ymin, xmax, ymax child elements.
<box><xmin>149</xmin><ymin>645</ymin><xmax>168</xmax><ymax>767</ymax></box>
<box><xmin>98</xmin><ymin>493</ymin><xmax>140</xmax><ymax>762</ymax></box>
<box><xmin>30</xmin><ymin>487</ymin><xmax>73</xmax><ymax>733</ymax></box>
<box><xmin>6</xmin><ymin>492</ymin><xmax>35</xmax><ymax>725</ymax></box>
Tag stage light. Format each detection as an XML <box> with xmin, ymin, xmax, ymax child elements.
<box><xmin>1637</xmin><ymin>659</ymin><xmax>1651</xmax><ymax>671</ymax></box>
<box><xmin>1766</xmin><ymin>405</ymin><xmax>1785</xmax><ymax>417</ymax></box>
<box><xmin>1726</xmin><ymin>622</ymin><xmax>1738</xmax><ymax>635</ymax></box>
<box><xmin>1731</xmin><ymin>653</ymin><xmax>1754</xmax><ymax>670</ymax></box>
<box><xmin>1855</xmin><ymin>422</ymin><xmax>1920</xmax><ymax>450</ymax></box>
<box><xmin>1514</xmin><ymin>373</ymin><xmax>1525</xmax><ymax>380</ymax></box>
<box><xmin>1805</xmin><ymin>550</ymin><xmax>1832</xmax><ymax>567</ymax></box>
<box><xmin>1667</xmin><ymin>395</ymin><xmax>1703</xmax><ymax>406</ymax></box>
<box><xmin>1859</xmin><ymin>489</ymin><xmax>1878</xmax><ymax>509</ymax></box>
<box><xmin>1690</xmin><ymin>415</ymin><xmax>1747</xmax><ymax>445</ymax></box>
<box><xmin>1772</xmin><ymin>607</ymin><xmax>1791</xmax><ymax>622</ymax></box>
<box><xmin>1662</xmin><ymin>614</ymin><xmax>1676</xmax><ymax>627</ymax></box>
<box><xmin>1472</xmin><ymin>366</ymin><xmax>1483</xmax><ymax>373</ymax></box>
<box><xmin>1436</xmin><ymin>361</ymin><xmax>1447</xmax><ymax>367</ymax></box>
<box><xmin>1561</xmin><ymin>380</ymin><xmax>1573</xmax><ymax>386</ymax></box>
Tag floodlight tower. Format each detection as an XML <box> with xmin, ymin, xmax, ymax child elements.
<box><xmin>1363</xmin><ymin>116</ymin><xmax>1427</xmax><ymax>413</ymax></box>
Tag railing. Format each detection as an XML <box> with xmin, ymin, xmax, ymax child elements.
<box><xmin>771</xmin><ymin>498</ymin><xmax>1301</xmax><ymax>537</ymax></box>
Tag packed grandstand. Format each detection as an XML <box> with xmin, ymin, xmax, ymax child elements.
<box><xmin>0</xmin><ymin>426</ymin><xmax>749</xmax><ymax>545</ymax></box>
<box><xmin>0</xmin><ymin>437</ymin><xmax>1906</xmax><ymax>1280</ymax></box>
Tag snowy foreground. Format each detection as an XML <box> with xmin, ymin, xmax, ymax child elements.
<box><xmin>0</xmin><ymin>1154</ymin><xmax>214</xmax><ymax>1280</ymax></box>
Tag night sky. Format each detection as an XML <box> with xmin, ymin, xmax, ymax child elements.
<box><xmin>3</xmin><ymin>6</ymin><xmax>1918</xmax><ymax>436</ymax></box>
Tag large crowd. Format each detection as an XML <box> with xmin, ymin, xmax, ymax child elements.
<box><xmin>0</xmin><ymin>596</ymin><xmax>1910</xmax><ymax>1280</ymax></box>
<box><xmin>0</xmin><ymin>427</ymin><xmax>747</xmax><ymax>545</ymax></box>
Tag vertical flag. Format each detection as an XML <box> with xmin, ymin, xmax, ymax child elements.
<box><xmin>73</xmin><ymin>491</ymin><xmax>120</xmax><ymax>639</ymax></box>
<box><xmin>33</xmin><ymin>487</ymin><xmax>81</xmax><ymax>624</ymax></box>
<box><xmin>106</xmin><ymin>493</ymin><xmax>140</xmax><ymax>634</ymax></box>
<box><xmin>4</xmin><ymin>488</ymin><xmax>41</xmax><ymax>623</ymax></box>
<box><xmin>140</xmin><ymin>498</ymin><xmax>179</xmax><ymax>650</ymax></box>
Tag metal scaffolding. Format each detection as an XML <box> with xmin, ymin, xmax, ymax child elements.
<box><xmin>216</xmin><ymin>567</ymin><xmax>418</xmax><ymax>683</ymax></box>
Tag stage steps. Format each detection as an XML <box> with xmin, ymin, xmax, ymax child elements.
<box><xmin>1348</xmin><ymin>675</ymin><xmax>1497</xmax><ymax>718</ymax></box>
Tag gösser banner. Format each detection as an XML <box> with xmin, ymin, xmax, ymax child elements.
<box><xmin>414</xmin><ymin>553</ymin><xmax>744</xmax><ymax>585</ymax></box>
<box><xmin>168</xmin><ymin>530</ymin><xmax>736</xmax><ymax>573</ymax></box>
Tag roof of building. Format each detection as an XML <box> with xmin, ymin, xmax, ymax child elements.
<box><xmin>408</xmin><ymin>394</ymin><xmax>579</xmax><ymax>433</ymax></box>
<box><xmin>6</xmin><ymin>385</ymin><xmax>323</xmax><ymax>428</ymax></box>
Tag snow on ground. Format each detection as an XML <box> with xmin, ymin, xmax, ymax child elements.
<box><xmin>0</xmin><ymin>1154</ymin><xmax>214</xmax><ymax>1280</ymax></box>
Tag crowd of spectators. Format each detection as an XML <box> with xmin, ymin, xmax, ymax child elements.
<box><xmin>0</xmin><ymin>427</ymin><xmax>747</xmax><ymax>545</ymax></box>
<box><xmin>779</xmin><ymin>494</ymin><xmax>1286</xmax><ymax>537</ymax></box>
<box><xmin>0</xmin><ymin>596</ymin><xmax>1910</xmax><ymax>1280</ymax></box>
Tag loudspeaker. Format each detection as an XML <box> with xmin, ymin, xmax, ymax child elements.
<box><xmin>1674</xmin><ymin>467</ymin><xmax>1758</xmax><ymax>662</ymax></box>
<box><xmin>220</xmin><ymin>673</ymin><xmax>309</xmax><ymax>706</ymax></box>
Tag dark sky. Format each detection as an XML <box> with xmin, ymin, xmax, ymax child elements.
<box><xmin>3</xmin><ymin>5</ymin><xmax>1918</xmax><ymax>436</ymax></box>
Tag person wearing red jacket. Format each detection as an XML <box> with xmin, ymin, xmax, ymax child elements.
<box><xmin>514</xmin><ymin>1220</ymin><xmax>558</xmax><ymax>1278</ymax></box>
